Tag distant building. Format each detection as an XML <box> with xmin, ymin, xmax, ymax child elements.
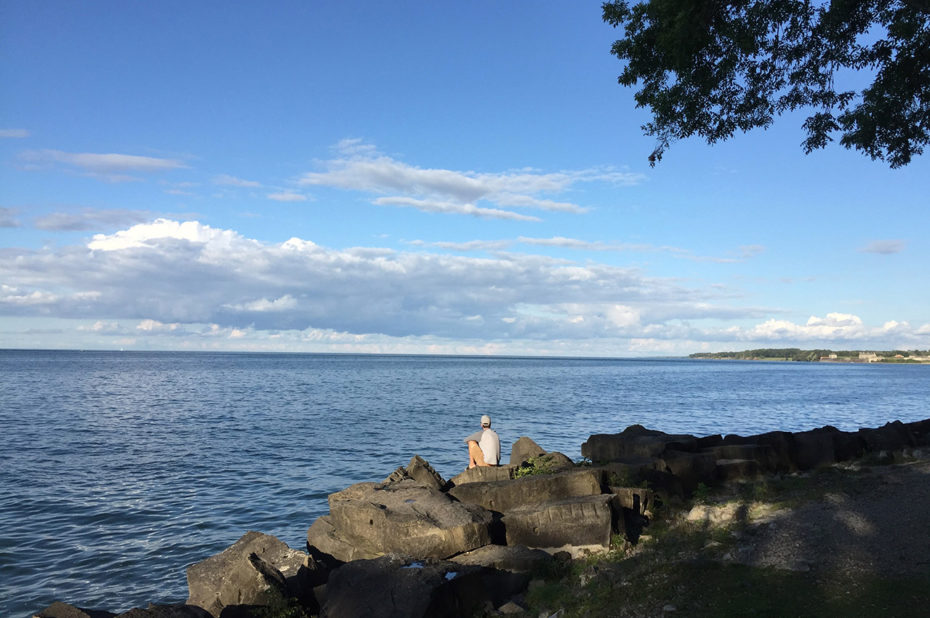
<box><xmin>859</xmin><ymin>352</ymin><xmax>880</xmax><ymax>363</ymax></box>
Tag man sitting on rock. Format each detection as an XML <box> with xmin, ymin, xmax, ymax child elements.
<box><xmin>464</xmin><ymin>414</ymin><xmax>501</xmax><ymax>468</ymax></box>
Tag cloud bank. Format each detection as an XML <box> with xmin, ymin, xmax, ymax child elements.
<box><xmin>2</xmin><ymin>219</ymin><xmax>926</xmax><ymax>354</ymax></box>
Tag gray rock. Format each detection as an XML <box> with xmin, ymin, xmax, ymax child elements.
<box><xmin>791</xmin><ymin>427</ymin><xmax>838</xmax><ymax>470</ymax></box>
<box><xmin>321</xmin><ymin>555</ymin><xmax>490</xmax><ymax>618</ymax></box>
<box><xmin>450</xmin><ymin>544</ymin><xmax>553</xmax><ymax>573</ymax></box>
<box><xmin>308</xmin><ymin>479</ymin><xmax>493</xmax><ymax>562</ymax></box>
<box><xmin>186</xmin><ymin>531</ymin><xmax>310</xmax><ymax>618</ymax></box>
<box><xmin>448</xmin><ymin>469</ymin><xmax>602</xmax><ymax>513</ymax></box>
<box><xmin>32</xmin><ymin>602</ymin><xmax>116</xmax><ymax>618</ymax></box>
<box><xmin>405</xmin><ymin>455</ymin><xmax>447</xmax><ymax>491</ymax></box>
<box><xmin>715</xmin><ymin>458</ymin><xmax>761</xmax><ymax>481</ymax></box>
<box><xmin>656</xmin><ymin>450</ymin><xmax>717</xmax><ymax>491</ymax></box>
<box><xmin>502</xmin><ymin>494</ymin><xmax>614</xmax><ymax>551</ymax></box>
<box><xmin>509</xmin><ymin>436</ymin><xmax>546</xmax><ymax>466</ymax></box>
<box><xmin>115</xmin><ymin>605</ymin><xmax>211</xmax><ymax>618</ymax></box>
<box><xmin>581</xmin><ymin>425</ymin><xmax>697</xmax><ymax>462</ymax></box>
<box><xmin>449</xmin><ymin>465</ymin><xmax>515</xmax><ymax>486</ymax></box>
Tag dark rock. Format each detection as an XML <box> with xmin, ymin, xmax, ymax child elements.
<box><xmin>907</xmin><ymin>419</ymin><xmax>930</xmax><ymax>446</ymax></box>
<box><xmin>832</xmin><ymin>430</ymin><xmax>865</xmax><ymax>462</ymax></box>
<box><xmin>307</xmin><ymin>479</ymin><xmax>493</xmax><ymax>562</ymax></box>
<box><xmin>509</xmin><ymin>436</ymin><xmax>546</xmax><ymax>466</ymax></box>
<box><xmin>450</xmin><ymin>544</ymin><xmax>553</xmax><ymax>573</ymax></box>
<box><xmin>704</xmin><ymin>444</ymin><xmax>779</xmax><ymax>473</ymax></box>
<box><xmin>791</xmin><ymin>427</ymin><xmax>838</xmax><ymax>470</ymax></box>
<box><xmin>32</xmin><ymin>602</ymin><xmax>116</xmax><ymax>618</ymax></box>
<box><xmin>748</xmin><ymin>431</ymin><xmax>795</xmax><ymax>471</ymax></box>
<box><xmin>115</xmin><ymin>605</ymin><xmax>212</xmax><ymax>618</ymax></box>
<box><xmin>186</xmin><ymin>531</ymin><xmax>310</xmax><ymax>618</ymax></box>
<box><xmin>695</xmin><ymin>434</ymin><xmax>723</xmax><ymax>449</ymax></box>
<box><xmin>656</xmin><ymin>450</ymin><xmax>717</xmax><ymax>492</ymax></box>
<box><xmin>581</xmin><ymin>426</ymin><xmax>697</xmax><ymax>462</ymax></box>
<box><xmin>448</xmin><ymin>469</ymin><xmax>602</xmax><ymax>513</ymax></box>
<box><xmin>715</xmin><ymin>458</ymin><xmax>761</xmax><ymax>481</ymax></box>
<box><xmin>502</xmin><ymin>494</ymin><xmax>614</xmax><ymax>552</ymax></box>
<box><xmin>321</xmin><ymin>556</ymin><xmax>492</xmax><ymax>618</ymax></box>
<box><xmin>859</xmin><ymin>421</ymin><xmax>915</xmax><ymax>453</ymax></box>
<box><xmin>534</xmin><ymin>451</ymin><xmax>575</xmax><ymax>471</ymax></box>
<box><xmin>606</xmin><ymin>487</ymin><xmax>653</xmax><ymax>516</ymax></box>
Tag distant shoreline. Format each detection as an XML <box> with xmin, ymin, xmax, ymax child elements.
<box><xmin>690</xmin><ymin>348</ymin><xmax>930</xmax><ymax>364</ymax></box>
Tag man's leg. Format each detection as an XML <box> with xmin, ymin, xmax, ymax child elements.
<box><xmin>467</xmin><ymin>441</ymin><xmax>486</xmax><ymax>468</ymax></box>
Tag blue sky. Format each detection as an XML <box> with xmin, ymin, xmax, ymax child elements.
<box><xmin>1</xmin><ymin>1</ymin><xmax>928</xmax><ymax>356</ymax></box>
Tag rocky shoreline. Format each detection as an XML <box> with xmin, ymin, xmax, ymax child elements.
<box><xmin>34</xmin><ymin>418</ymin><xmax>930</xmax><ymax>618</ymax></box>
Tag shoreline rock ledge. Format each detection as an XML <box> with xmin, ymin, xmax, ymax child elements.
<box><xmin>33</xmin><ymin>418</ymin><xmax>930</xmax><ymax>618</ymax></box>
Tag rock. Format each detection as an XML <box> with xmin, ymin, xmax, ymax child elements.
<box><xmin>308</xmin><ymin>479</ymin><xmax>493</xmax><ymax>562</ymax></box>
<box><xmin>32</xmin><ymin>602</ymin><xmax>116</xmax><ymax>618</ymax></box>
<box><xmin>321</xmin><ymin>555</ymin><xmax>492</xmax><ymax>618</ymax></box>
<box><xmin>715</xmin><ymin>458</ymin><xmax>761</xmax><ymax>481</ymax></box>
<box><xmin>449</xmin><ymin>465</ymin><xmax>515</xmax><ymax>486</ymax></box>
<box><xmin>502</xmin><ymin>494</ymin><xmax>614</xmax><ymax>552</ymax></box>
<box><xmin>405</xmin><ymin>455</ymin><xmax>447</xmax><ymax>491</ymax></box>
<box><xmin>607</xmin><ymin>486</ymin><xmax>653</xmax><ymax>516</ymax></box>
<box><xmin>791</xmin><ymin>427</ymin><xmax>838</xmax><ymax>470</ymax></box>
<box><xmin>114</xmin><ymin>605</ymin><xmax>211</xmax><ymax>618</ymax></box>
<box><xmin>450</xmin><ymin>544</ymin><xmax>553</xmax><ymax>573</ymax></box>
<box><xmin>581</xmin><ymin>426</ymin><xmax>697</xmax><ymax>462</ymax></box>
<box><xmin>510</xmin><ymin>436</ymin><xmax>546</xmax><ymax>466</ymax></box>
<box><xmin>656</xmin><ymin>450</ymin><xmax>717</xmax><ymax>492</ymax></box>
<box><xmin>186</xmin><ymin>531</ymin><xmax>311</xmax><ymax>618</ymax></box>
<box><xmin>704</xmin><ymin>444</ymin><xmax>779</xmax><ymax>473</ymax></box>
<box><xmin>859</xmin><ymin>421</ymin><xmax>914</xmax><ymax>453</ymax></box>
<box><xmin>448</xmin><ymin>469</ymin><xmax>602</xmax><ymax>513</ymax></box>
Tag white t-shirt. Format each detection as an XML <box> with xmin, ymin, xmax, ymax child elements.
<box><xmin>464</xmin><ymin>427</ymin><xmax>501</xmax><ymax>465</ymax></box>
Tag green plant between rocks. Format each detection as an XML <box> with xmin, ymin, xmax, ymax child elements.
<box><xmin>513</xmin><ymin>455</ymin><xmax>557</xmax><ymax>478</ymax></box>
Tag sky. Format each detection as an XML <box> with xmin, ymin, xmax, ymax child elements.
<box><xmin>1</xmin><ymin>1</ymin><xmax>928</xmax><ymax>357</ymax></box>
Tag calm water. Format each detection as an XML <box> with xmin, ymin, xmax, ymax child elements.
<box><xmin>1</xmin><ymin>350</ymin><xmax>927</xmax><ymax>616</ymax></box>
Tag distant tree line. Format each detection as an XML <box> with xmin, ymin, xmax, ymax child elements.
<box><xmin>689</xmin><ymin>348</ymin><xmax>930</xmax><ymax>362</ymax></box>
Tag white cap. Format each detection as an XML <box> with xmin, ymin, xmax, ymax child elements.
<box><xmin>480</xmin><ymin>414</ymin><xmax>491</xmax><ymax>427</ymax></box>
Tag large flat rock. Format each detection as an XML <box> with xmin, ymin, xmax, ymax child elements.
<box><xmin>581</xmin><ymin>425</ymin><xmax>697</xmax><ymax>462</ymax></box>
<box><xmin>448</xmin><ymin>469</ymin><xmax>602</xmax><ymax>513</ymax></box>
<box><xmin>307</xmin><ymin>479</ymin><xmax>493</xmax><ymax>562</ymax></box>
<box><xmin>502</xmin><ymin>494</ymin><xmax>614</xmax><ymax>552</ymax></box>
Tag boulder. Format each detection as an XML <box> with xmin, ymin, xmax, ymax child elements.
<box><xmin>308</xmin><ymin>479</ymin><xmax>493</xmax><ymax>562</ymax></box>
<box><xmin>715</xmin><ymin>458</ymin><xmax>761</xmax><ymax>481</ymax></box>
<box><xmin>509</xmin><ymin>436</ymin><xmax>546</xmax><ymax>466</ymax></box>
<box><xmin>321</xmin><ymin>556</ymin><xmax>492</xmax><ymax>618</ymax></box>
<box><xmin>703</xmin><ymin>444</ymin><xmax>779</xmax><ymax>473</ymax></box>
<box><xmin>859</xmin><ymin>421</ymin><xmax>914</xmax><ymax>453</ymax></box>
<box><xmin>450</xmin><ymin>544</ymin><xmax>553</xmax><ymax>573</ymax></box>
<box><xmin>831</xmin><ymin>430</ymin><xmax>865</xmax><ymax>462</ymax></box>
<box><xmin>448</xmin><ymin>469</ymin><xmax>602</xmax><ymax>513</ymax></box>
<box><xmin>655</xmin><ymin>450</ymin><xmax>717</xmax><ymax>492</ymax></box>
<box><xmin>114</xmin><ymin>606</ymin><xmax>212</xmax><ymax>618</ymax></box>
<box><xmin>32</xmin><ymin>603</ymin><xmax>116</xmax><ymax>618</ymax></box>
<box><xmin>502</xmin><ymin>494</ymin><xmax>614</xmax><ymax>552</ymax></box>
<box><xmin>449</xmin><ymin>465</ymin><xmax>514</xmax><ymax>486</ymax></box>
<box><xmin>405</xmin><ymin>455</ymin><xmax>447</xmax><ymax>491</ymax></box>
<box><xmin>607</xmin><ymin>487</ymin><xmax>653</xmax><ymax>516</ymax></box>
<box><xmin>790</xmin><ymin>427</ymin><xmax>838</xmax><ymax>470</ymax></box>
<box><xmin>906</xmin><ymin>419</ymin><xmax>930</xmax><ymax>446</ymax></box>
<box><xmin>186</xmin><ymin>531</ymin><xmax>311</xmax><ymax>618</ymax></box>
<box><xmin>581</xmin><ymin>425</ymin><xmax>697</xmax><ymax>462</ymax></box>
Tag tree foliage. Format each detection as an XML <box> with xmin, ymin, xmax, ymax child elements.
<box><xmin>602</xmin><ymin>0</ymin><xmax>930</xmax><ymax>167</ymax></box>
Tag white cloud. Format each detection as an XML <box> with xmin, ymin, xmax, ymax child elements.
<box><xmin>88</xmin><ymin>218</ymin><xmax>250</xmax><ymax>251</ymax></box>
<box><xmin>0</xmin><ymin>129</ymin><xmax>30</xmax><ymax>138</ymax></box>
<box><xmin>267</xmin><ymin>192</ymin><xmax>308</xmax><ymax>202</ymax></box>
<box><xmin>19</xmin><ymin>149</ymin><xmax>186</xmax><ymax>181</ymax></box>
<box><xmin>214</xmin><ymin>174</ymin><xmax>261</xmax><ymax>187</ymax></box>
<box><xmin>297</xmin><ymin>141</ymin><xmax>641</xmax><ymax>221</ymax></box>
<box><xmin>224</xmin><ymin>295</ymin><xmax>298</xmax><ymax>312</ymax></box>
<box><xmin>860</xmin><ymin>239</ymin><xmax>906</xmax><ymax>255</ymax></box>
<box><xmin>374</xmin><ymin>197</ymin><xmax>540</xmax><ymax>221</ymax></box>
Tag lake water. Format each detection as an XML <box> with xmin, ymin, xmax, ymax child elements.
<box><xmin>1</xmin><ymin>350</ymin><xmax>928</xmax><ymax>616</ymax></box>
